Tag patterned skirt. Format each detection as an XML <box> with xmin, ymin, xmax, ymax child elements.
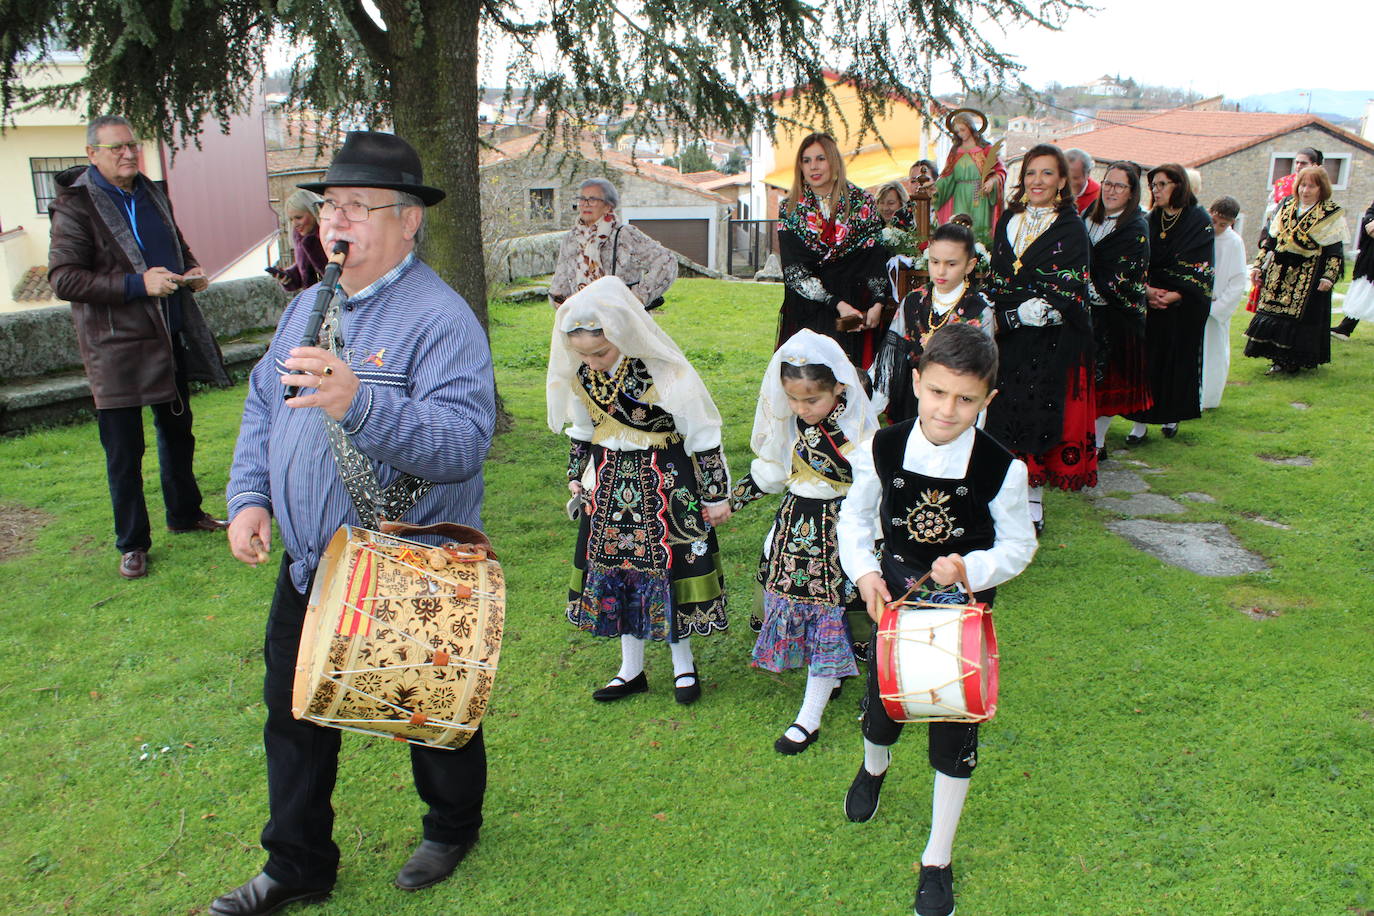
<box><xmin>750</xmin><ymin>494</ymin><xmax>859</xmax><ymax>678</ymax></box>
<box><xmin>567</xmin><ymin>440</ymin><xmax>728</xmax><ymax>642</ymax></box>
<box><xmin>1019</xmin><ymin>365</ymin><xmax>1099</xmax><ymax>492</ymax></box>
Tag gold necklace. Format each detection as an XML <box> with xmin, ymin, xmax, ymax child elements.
<box><xmin>585</xmin><ymin>357</ymin><xmax>631</xmax><ymax>405</ymax></box>
<box><xmin>1159</xmin><ymin>208</ymin><xmax>1181</xmax><ymax>238</ymax></box>
<box><xmin>1012</xmin><ymin>208</ymin><xmax>1053</xmax><ymax>273</ymax></box>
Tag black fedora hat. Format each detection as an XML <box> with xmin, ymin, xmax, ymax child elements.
<box><xmin>298</xmin><ymin>131</ymin><xmax>445</xmax><ymax>206</ymax></box>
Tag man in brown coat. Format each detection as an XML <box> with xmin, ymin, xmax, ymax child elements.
<box><xmin>48</xmin><ymin>114</ymin><xmax>230</xmax><ymax>579</ymax></box>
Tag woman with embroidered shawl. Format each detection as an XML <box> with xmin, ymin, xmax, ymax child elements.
<box><xmin>723</xmin><ymin>330</ymin><xmax>880</xmax><ymax>754</ymax></box>
<box><xmin>1244</xmin><ymin>166</ymin><xmax>1348</xmax><ymax>372</ymax></box>
<box><xmin>548</xmin><ymin>178</ymin><xmax>678</xmax><ymax>309</ymax></box>
<box><xmin>1122</xmin><ymin>163</ymin><xmax>1215</xmax><ymax>442</ymax></box>
<box><xmin>548</xmin><ymin>277</ymin><xmax>729</xmax><ymax>705</ymax></box>
<box><xmin>777</xmin><ymin>132</ymin><xmax>893</xmax><ymax>369</ymax></box>
<box><xmin>1084</xmin><ymin>161</ymin><xmax>1152</xmax><ymax>456</ymax></box>
<box><xmin>983</xmin><ymin>144</ymin><xmax>1095</xmax><ymax>533</ymax></box>
<box><xmin>1333</xmin><ymin>197</ymin><xmax>1374</xmax><ymax>338</ymax></box>
<box><xmin>932</xmin><ymin>110</ymin><xmax>1005</xmax><ymax>249</ymax></box>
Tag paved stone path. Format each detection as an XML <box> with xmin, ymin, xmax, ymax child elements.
<box><xmin>1085</xmin><ymin>454</ymin><xmax>1270</xmax><ymax>577</ymax></box>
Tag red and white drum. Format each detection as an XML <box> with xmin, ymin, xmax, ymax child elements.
<box><xmin>876</xmin><ymin>593</ymin><xmax>999</xmax><ymax>724</ymax></box>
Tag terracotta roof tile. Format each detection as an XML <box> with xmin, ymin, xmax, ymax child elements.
<box><xmin>13</xmin><ymin>266</ymin><xmax>54</xmax><ymax>302</ymax></box>
<box><xmin>1050</xmin><ymin>110</ymin><xmax>1374</xmax><ymax>168</ymax></box>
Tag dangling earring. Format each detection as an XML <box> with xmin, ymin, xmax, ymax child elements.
<box><xmin>1017</xmin><ymin>188</ymin><xmax>1028</xmax><ymax>205</ymax></box>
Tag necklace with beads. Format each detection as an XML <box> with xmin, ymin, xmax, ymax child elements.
<box><xmin>1159</xmin><ymin>207</ymin><xmax>1181</xmax><ymax>238</ymax></box>
<box><xmin>585</xmin><ymin>357</ymin><xmax>631</xmax><ymax>406</ymax></box>
<box><xmin>1012</xmin><ymin>207</ymin><xmax>1054</xmax><ymax>273</ymax></box>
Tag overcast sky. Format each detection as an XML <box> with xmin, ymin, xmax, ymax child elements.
<box><xmin>989</xmin><ymin>0</ymin><xmax>1370</xmax><ymax>99</ymax></box>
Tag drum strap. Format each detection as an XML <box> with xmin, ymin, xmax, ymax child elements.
<box><xmin>318</xmin><ymin>289</ymin><xmax>434</xmax><ymax>529</ymax></box>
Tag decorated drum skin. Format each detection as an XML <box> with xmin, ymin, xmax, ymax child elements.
<box><xmin>876</xmin><ymin>597</ymin><xmax>998</xmax><ymax>724</ymax></box>
<box><xmin>292</xmin><ymin>524</ymin><xmax>504</xmax><ymax>749</ymax></box>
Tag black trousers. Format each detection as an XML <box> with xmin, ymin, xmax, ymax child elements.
<box><xmin>861</xmin><ymin>641</ymin><xmax>981</xmax><ymax>779</ymax></box>
<box><xmin>95</xmin><ymin>345</ymin><xmax>203</xmax><ymax>552</ymax></box>
<box><xmin>261</xmin><ymin>554</ymin><xmax>487</xmax><ymax>888</ymax></box>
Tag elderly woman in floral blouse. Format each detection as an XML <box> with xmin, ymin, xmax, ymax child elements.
<box><xmin>549</xmin><ymin>178</ymin><xmax>678</xmax><ymax>310</ymax></box>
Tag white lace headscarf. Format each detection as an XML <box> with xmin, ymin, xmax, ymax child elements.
<box><xmin>546</xmin><ymin>275</ymin><xmax>722</xmax><ymax>437</ymax></box>
<box><xmin>751</xmin><ymin>329</ymin><xmax>879</xmax><ymax>469</ymax></box>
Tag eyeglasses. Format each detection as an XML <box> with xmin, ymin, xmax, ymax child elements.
<box><xmin>574</xmin><ymin>196</ymin><xmax>607</xmax><ymax>205</ymax></box>
<box><xmin>1149</xmin><ymin>180</ymin><xmax>1174</xmax><ymax>190</ymax></box>
<box><xmin>1101</xmin><ymin>181</ymin><xmax>1130</xmax><ymax>193</ymax></box>
<box><xmin>90</xmin><ymin>141</ymin><xmax>141</xmax><ymax>153</ymax></box>
<box><xmin>319</xmin><ymin>200</ymin><xmax>404</xmax><ymax>222</ymax></box>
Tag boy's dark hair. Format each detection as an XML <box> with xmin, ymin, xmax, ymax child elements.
<box><xmin>1209</xmin><ymin>196</ymin><xmax>1240</xmax><ymax>221</ymax></box>
<box><xmin>780</xmin><ymin>360</ymin><xmax>840</xmax><ymax>387</ymax></box>
<box><xmin>918</xmin><ymin>323</ymin><xmax>998</xmax><ymax>388</ymax></box>
<box><xmin>929</xmin><ymin>221</ymin><xmax>977</xmax><ymax>259</ymax></box>
<box><xmin>1296</xmin><ymin>146</ymin><xmax>1323</xmax><ymax>166</ymax></box>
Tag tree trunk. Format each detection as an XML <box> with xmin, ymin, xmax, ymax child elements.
<box><xmin>386</xmin><ymin>0</ymin><xmax>488</xmax><ymax>330</ymax></box>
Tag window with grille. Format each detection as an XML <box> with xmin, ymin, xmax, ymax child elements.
<box><xmin>31</xmin><ymin>157</ymin><xmax>88</xmax><ymax>214</ymax></box>
<box><xmin>529</xmin><ymin>186</ymin><xmax>555</xmax><ymax>222</ymax></box>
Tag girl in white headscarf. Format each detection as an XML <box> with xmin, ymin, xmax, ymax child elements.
<box><xmin>722</xmin><ymin>329</ymin><xmax>879</xmax><ymax>753</ymax></box>
<box><xmin>548</xmin><ymin>276</ymin><xmax>730</xmax><ymax>704</ymax></box>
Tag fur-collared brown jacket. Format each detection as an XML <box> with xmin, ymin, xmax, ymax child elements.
<box><xmin>48</xmin><ymin>165</ymin><xmax>228</xmax><ymax>409</ymax></box>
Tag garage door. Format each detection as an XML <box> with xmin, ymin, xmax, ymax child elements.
<box><xmin>628</xmin><ymin>218</ymin><xmax>709</xmax><ymax>266</ymax></box>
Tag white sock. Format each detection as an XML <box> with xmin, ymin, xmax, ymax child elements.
<box><xmin>1027</xmin><ymin>486</ymin><xmax>1044</xmax><ymax>523</ymax></box>
<box><xmin>1094</xmin><ymin>416</ymin><xmax>1112</xmax><ymax>448</ymax></box>
<box><xmin>1130</xmin><ymin>421</ymin><xmax>1148</xmax><ymax>438</ymax></box>
<box><xmin>863</xmin><ymin>739</ymin><xmax>891</xmax><ymax>776</ymax></box>
<box><xmin>921</xmin><ymin>773</ymin><xmax>971</xmax><ymax>867</ymax></box>
<box><xmin>786</xmin><ymin>674</ymin><xmax>838</xmax><ymax>741</ymax></box>
<box><xmin>614</xmin><ymin>635</ymin><xmax>645</xmax><ymax>683</ymax></box>
<box><xmin>668</xmin><ymin>637</ymin><xmax>696</xmax><ymax>685</ymax></box>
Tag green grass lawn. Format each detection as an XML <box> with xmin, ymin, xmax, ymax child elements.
<box><xmin>1</xmin><ymin>278</ymin><xmax>1372</xmax><ymax>915</ymax></box>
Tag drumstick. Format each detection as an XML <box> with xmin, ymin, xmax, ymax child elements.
<box><xmin>249</xmin><ymin>534</ymin><xmax>269</xmax><ymax>564</ymax></box>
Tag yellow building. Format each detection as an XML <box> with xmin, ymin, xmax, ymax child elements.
<box><xmin>752</xmin><ymin>71</ymin><xmax>948</xmax><ymax>201</ymax></box>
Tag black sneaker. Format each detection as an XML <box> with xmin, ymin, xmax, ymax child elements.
<box><xmin>843</xmin><ymin>764</ymin><xmax>887</xmax><ymax>822</ymax></box>
<box><xmin>914</xmin><ymin>864</ymin><xmax>955</xmax><ymax>916</ymax></box>
<box><xmin>749</xmin><ymin>615</ymin><xmax>764</xmax><ymax>633</ymax></box>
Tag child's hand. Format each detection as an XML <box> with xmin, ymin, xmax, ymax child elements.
<box><xmin>858</xmin><ymin>572</ymin><xmax>892</xmax><ymax>623</ymax></box>
<box><xmin>930</xmin><ymin>554</ymin><xmax>965</xmax><ymax>588</ymax></box>
<box><xmin>704</xmin><ymin>503</ymin><xmax>732</xmax><ymax>526</ymax></box>
<box><xmin>568</xmin><ymin>480</ymin><xmax>583</xmax><ymax>496</ymax></box>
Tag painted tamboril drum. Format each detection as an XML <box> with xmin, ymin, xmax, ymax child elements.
<box><xmin>292</xmin><ymin>522</ymin><xmax>504</xmax><ymax>749</ymax></box>
<box><xmin>876</xmin><ymin>594</ymin><xmax>999</xmax><ymax>724</ymax></box>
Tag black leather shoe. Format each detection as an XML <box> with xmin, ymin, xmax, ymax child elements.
<box><xmin>395</xmin><ymin>838</ymin><xmax>474</xmax><ymax>891</ymax></box>
<box><xmin>673</xmin><ymin>671</ymin><xmax>701</xmax><ymax>705</ymax></box>
<box><xmin>168</xmin><ymin>511</ymin><xmax>229</xmax><ymax>533</ymax></box>
<box><xmin>209</xmin><ymin>872</ymin><xmax>330</xmax><ymax>915</ymax></box>
<box><xmin>844</xmin><ymin>764</ymin><xmax>888</xmax><ymax>822</ymax></box>
<box><xmin>1161</xmin><ymin>424</ymin><xmax>1178</xmax><ymax>439</ymax></box>
<box><xmin>774</xmin><ymin>723</ymin><xmax>819</xmax><ymax>755</ymax></box>
<box><xmin>592</xmin><ymin>670</ymin><xmax>648</xmax><ymax>701</ymax></box>
<box><xmin>1125</xmin><ymin>432</ymin><xmax>1147</xmax><ymax>446</ymax></box>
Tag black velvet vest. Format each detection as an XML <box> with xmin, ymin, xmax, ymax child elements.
<box><xmin>871</xmin><ymin>420</ymin><xmax>1013</xmax><ymax>604</ymax></box>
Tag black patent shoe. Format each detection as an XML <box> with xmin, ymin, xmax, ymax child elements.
<box><xmin>1125</xmin><ymin>432</ymin><xmax>1147</xmax><ymax>446</ymax></box>
<box><xmin>1161</xmin><ymin>423</ymin><xmax>1178</xmax><ymax>439</ymax></box>
<box><xmin>592</xmin><ymin>670</ymin><xmax>648</xmax><ymax>701</ymax></box>
<box><xmin>774</xmin><ymin>723</ymin><xmax>819</xmax><ymax>755</ymax></box>
<box><xmin>209</xmin><ymin>872</ymin><xmax>330</xmax><ymax>916</ymax></box>
<box><xmin>673</xmin><ymin>671</ymin><xmax>701</xmax><ymax>704</ymax></box>
<box><xmin>395</xmin><ymin>839</ymin><xmax>475</xmax><ymax>891</ymax></box>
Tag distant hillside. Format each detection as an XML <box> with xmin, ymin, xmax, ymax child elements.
<box><xmin>1233</xmin><ymin>89</ymin><xmax>1372</xmax><ymax>119</ymax></box>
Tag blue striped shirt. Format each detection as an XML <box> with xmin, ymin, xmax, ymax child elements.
<box><xmin>227</xmin><ymin>254</ymin><xmax>496</xmax><ymax>593</ymax></box>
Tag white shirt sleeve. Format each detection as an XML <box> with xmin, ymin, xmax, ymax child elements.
<box><xmin>837</xmin><ymin>435</ymin><xmax>883</xmax><ymax>584</ymax></box>
<box><xmin>565</xmin><ymin>395</ymin><xmax>594</xmax><ymax>442</ymax></box>
<box><xmin>1210</xmin><ymin>230</ymin><xmax>1249</xmax><ymax>321</ymax></box>
<box><xmin>749</xmin><ymin>456</ymin><xmax>790</xmax><ymax>495</ymax></box>
<box><xmin>961</xmin><ymin>456</ymin><xmax>1038</xmax><ymax>592</ymax></box>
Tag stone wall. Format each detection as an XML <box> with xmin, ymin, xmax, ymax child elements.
<box><xmin>1198</xmin><ymin>127</ymin><xmax>1372</xmax><ymax>249</ymax></box>
<box><xmin>0</xmin><ymin>276</ymin><xmax>289</xmax><ymax>384</ymax></box>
